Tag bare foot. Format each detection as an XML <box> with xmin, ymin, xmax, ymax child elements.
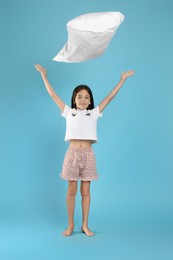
<box><xmin>81</xmin><ymin>226</ymin><xmax>94</xmax><ymax>237</ymax></box>
<box><xmin>62</xmin><ymin>225</ymin><xmax>74</xmax><ymax>236</ymax></box>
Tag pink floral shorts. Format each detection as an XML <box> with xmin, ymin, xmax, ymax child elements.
<box><xmin>60</xmin><ymin>147</ymin><xmax>99</xmax><ymax>181</ymax></box>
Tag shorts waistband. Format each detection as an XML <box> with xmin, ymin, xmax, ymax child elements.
<box><xmin>68</xmin><ymin>147</ymin><xmax>93</xmax><ymax>152</ymax></box>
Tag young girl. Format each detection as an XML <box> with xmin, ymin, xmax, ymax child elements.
<box><xmin>34</xmin><ymin>64</ymin><xmax>134</xmax><ymax>237</ymax></box>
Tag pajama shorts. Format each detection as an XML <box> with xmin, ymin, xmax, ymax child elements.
<box><xmin>60</xmin><ymin>147</ymin><xmax>99</xmax><ymax>181</ymax></box>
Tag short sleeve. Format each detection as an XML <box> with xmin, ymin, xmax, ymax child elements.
<box><xmin>61</xmin><ymin>105</ymin><xmax>72</xmax><ymax>118</ymax></box>
<box><xmin>96</xmin><ymin>106</ymin><xmax>103</xmax><ymax>117</ymax></box>
<box><xmin>91</xmin><ymin>106</ymin><xmax>103</xmax><ymax>118</ymax></box>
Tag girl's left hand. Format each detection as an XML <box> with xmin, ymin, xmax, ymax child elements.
<box><xmin>121</xmin><ymin>70</ymin><xmax>135</xmax><ymax>81</ymax></box>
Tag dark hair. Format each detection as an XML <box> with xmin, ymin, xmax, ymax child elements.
<box><xmin>71</xmin><ymin>85</ymin><xmax>94</xmax><ymax>110</ymax></box>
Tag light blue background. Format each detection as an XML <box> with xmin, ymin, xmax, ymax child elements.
<box><xmin>0</xmin><ymin>0</ymin><xmax>173</xmax><ymax>259</ymax></box>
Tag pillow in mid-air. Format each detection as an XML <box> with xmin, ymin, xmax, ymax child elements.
<box><xmin>53</xmin><ymin>11</ymin><xmax>125</xmax><ymax>63</ymax></box>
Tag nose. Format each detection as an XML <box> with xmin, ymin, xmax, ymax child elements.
<box><xmin>81</xmin><ymin>98</ymin><xmax>86</xmax><ymax>102</ymax></box>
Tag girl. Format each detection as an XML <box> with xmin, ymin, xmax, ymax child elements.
<box><xmin>34</xmin><ymin>64</ymin><xmax>134</xmax><ymax>237</ymax></box>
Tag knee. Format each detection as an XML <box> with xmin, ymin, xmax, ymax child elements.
<box><xmin>68</xmin><ymin>187</ymin><xmax>77</xmax><ymax>197</ymax></box>
<box><xmin>80</xmin><ymin>189</ymin><xmax>90</xmax><ymax>198</ymax></box>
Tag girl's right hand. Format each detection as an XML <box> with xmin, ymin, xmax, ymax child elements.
<box><xmin>34</xmin><ymin>64</ymin><xmax>47</xmax><ymax>78</ymax></box>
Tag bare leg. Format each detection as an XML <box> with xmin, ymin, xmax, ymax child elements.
<box><xmin>80</xmin><ymin>181</ymin><xmax>94</xmax><ymax>236</ymax></box>
<box><xmin>62</xmin><ymin>181</ymin><xmax>77</xmax><ymax>236</ymax></box>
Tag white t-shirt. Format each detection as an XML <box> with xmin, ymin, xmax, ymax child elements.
<box><xmin>61</xmin><ymin>105</ymin><xmax>103</xmax><ymax>143</ymax></box>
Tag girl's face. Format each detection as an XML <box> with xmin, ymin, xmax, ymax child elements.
<box><xmin>75</xmin><ymin>89</ymin><xmax>91</xmax><ymax>110</ymax></box>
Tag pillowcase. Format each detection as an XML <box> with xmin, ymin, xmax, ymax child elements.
<box><xmin>53</xmin><ymin>11</ymin><xmax>124</xmax><ymax>63</ymax></box>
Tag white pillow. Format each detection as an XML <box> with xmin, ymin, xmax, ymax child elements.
<box><xmin>53</xmin><ymin>11</ymin><xmax>125</xmax><ymax>63</ymax></box>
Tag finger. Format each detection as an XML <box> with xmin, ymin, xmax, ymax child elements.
<box><xmin>35</xmin><ymin>66</ymin><xmax>41</xmax><ymax>72</ymax></box>
<box><xmin>35</xmin><ymin>64</ymin><xmax>42</xmax><ymax>70</ymax></box>
<box><xmin>34</xmin><ymin>64</ymin><xmax>40</xmax><ymax>69</ymax></box>
<box><xmin>35</xmin><ymin>67</ymin><xmax>40</xmax><ymax>71</ymax></box>
<box><xmin>127</xmin><ymin>70</ymin><xmax>134</xmax><ymax>75</ymax></box>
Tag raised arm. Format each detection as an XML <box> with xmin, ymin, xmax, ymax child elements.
<box><xmin>34</xmin><ymin>64</ymin><xmax>65</xmax><ymax>112</ymax></box>
<box><xmin>98</xmin><ymin>70</ymin><xmax>135</xmax><ymax>113</ymax></box>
